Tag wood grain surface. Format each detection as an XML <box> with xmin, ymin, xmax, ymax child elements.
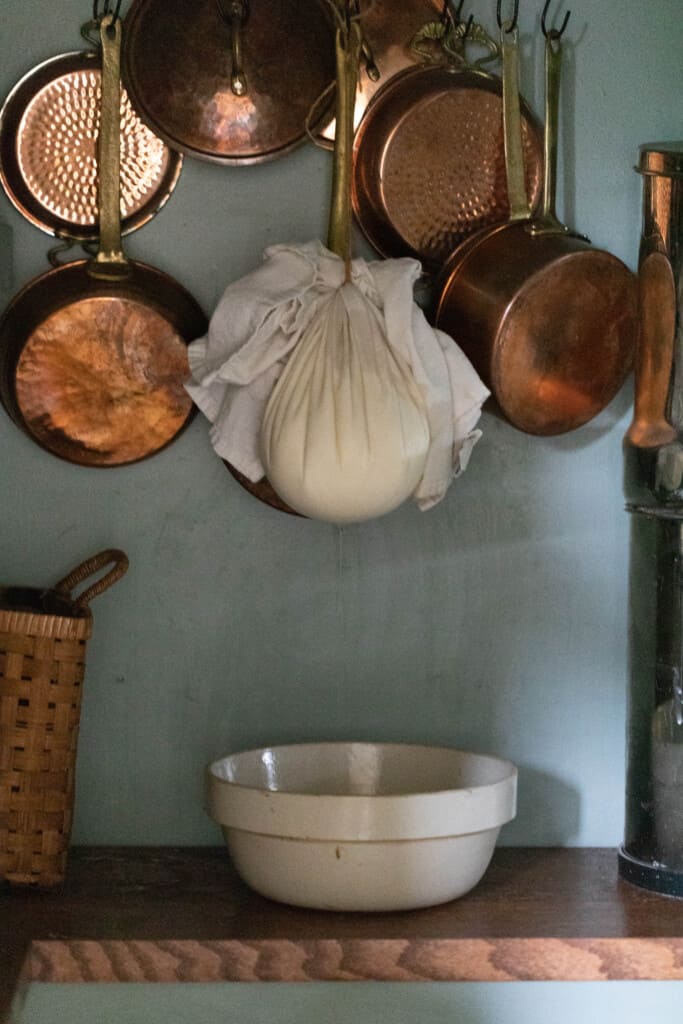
<box><xmin>2</xmin><ymin>847</ymin><xmax>683</xmax><ymax>1022</ymax></box>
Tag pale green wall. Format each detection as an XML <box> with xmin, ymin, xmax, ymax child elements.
<box><xmin>5</xmin><ymin>0</ymin><xmax>675</xmax><ymax>850</ymax></box>
<box><xmin>2</xmin><ymin>0</ymin><xmax>682</xmax><ymax>1017</ymax></box>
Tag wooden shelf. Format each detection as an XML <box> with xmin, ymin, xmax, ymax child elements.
<box><xmin>2</xmin><ymin>847</ymin><xmax>683</xmax><ymax>1020</ymax></box>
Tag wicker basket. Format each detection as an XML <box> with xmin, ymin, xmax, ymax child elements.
<box><xmin>0</xmin><ymin>549</ymin><xmax>128</xmax><ymax>886</ymax></box>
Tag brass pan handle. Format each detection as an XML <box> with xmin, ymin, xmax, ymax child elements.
<box><xmin>536</xmin><ymin>31</ymin><xmax>569</xmax><ymax>234</ymax></box>
<box><xmin>500</xmin><ymin>21</ymin><xmax>529</xmax><ymax>222</ymax></box>
<box><xmin>411</xmin><ymin>17</ymin><xmax>499</xmax><ymax>71</ymax></box>
<box><xmin>88</xmin><ymin>13</ymin><xmax>131</xmax><ymax>280</ymax></box>
<box><xmin>456</xmin><ymin>20</ymin><xmax>500</xmax><ymax>70</ymax></box>
<box><xmin>528</xmin><ymin>15</ymin><xmax>588</xmax><ymax>240</ymax></box>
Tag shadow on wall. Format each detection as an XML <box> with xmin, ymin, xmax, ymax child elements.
<box><xmin>502</xmin><ymin>766</ymin><xmax>582</xmax><ymax>846</ymax></box>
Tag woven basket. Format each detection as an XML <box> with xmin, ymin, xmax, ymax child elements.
<box><xmin>0</xmin><ymin>549</ymin><xmax>128</xmax><ymax>886</ymax></box>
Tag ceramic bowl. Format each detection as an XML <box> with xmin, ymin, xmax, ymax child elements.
<box><xmin>206</xmin><ymin>742</ymin><xmax>517</xmax><ymax>912</ymax></box>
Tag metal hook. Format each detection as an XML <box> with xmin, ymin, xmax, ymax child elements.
<box><xmin>541</xmin><ymin>0</ymin><xmax>570</xmax><ymax>38</ymax></box>
<box><xmin>440</xmin><ymin>0</ymin><xmax>465</xmax><ymax>28</ymax></box>
<box><xmin>93</xmin><ymin>0</ymin><xmax>123</xmax><ymax>24</ymax></box>
<box><xmin>80</xmin><ymin>18</ymin><xmax>101</xmax><ymax>47</ymax></box>
<box><xmin>497</xmin><ymin>0</ymin><xmax>519</xmax><ymax>31</ymax></box>
<box><xmin>48</xmin><ymin>236</ymin><xmax>80</xmax><ymax>268</ymax></box>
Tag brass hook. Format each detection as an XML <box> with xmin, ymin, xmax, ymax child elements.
<box><xmin>541</xmin><ymin>0</ymin><xmax>570</xmax><ymax>38</ymax></box>
<box><xmin>497</xmin><ymin>0</ymin><xmax>519</xmax><ymax>31</ymax></box>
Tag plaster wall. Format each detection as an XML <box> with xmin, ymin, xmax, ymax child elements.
<box><xmin>4</xmin><ymin>0</ymin><xmax>672</xmax><ymax>851</ymax></box>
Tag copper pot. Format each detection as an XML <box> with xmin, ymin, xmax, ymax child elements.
<box><xmin>434</xmin><ymin>10</ymin><xmax>636</xmax><ymax>435</ymax></box>
<box><xmin>0</xmin><ymin>15</ymin><xmax>206</xmax><ymax>468</ymax></box>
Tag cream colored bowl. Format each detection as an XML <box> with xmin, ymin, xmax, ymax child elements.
<box><xmin>206</xmin><ymin>742</ymin><xmax>517</xmax><ymax>912</ymax></box>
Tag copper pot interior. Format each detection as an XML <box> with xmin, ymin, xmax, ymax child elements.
<box><xmin>0</xmin><ymin>51</ymin><xmax>181</xmax><ymax>240</ymax></box>
<box><xmin>435</xmin><ymin>222</ymin><xmax>637</xmax><ymax>436</ymax></box>
<box><xmin>122</xmin><ymin>0</ymin><xmax>336</xmax><ymax>164</ymax></box>
<box><xmin>0</xmin><ymin>260</ymin><xmax>207</xmax><ymax>466</ymax></box>
<box><xmin>352</xmin><ymin>64</ymin><xmax>544</xmax><ymax>270</ymax></box>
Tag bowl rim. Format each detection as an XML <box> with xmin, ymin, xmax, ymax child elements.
<box><xmin>206</xmin><ymin>741</ymin><xmax>518</xmax><ymax>841</ymax></box>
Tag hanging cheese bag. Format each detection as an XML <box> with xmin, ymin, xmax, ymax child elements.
<box><xmin>261</xmin><ymin>279</ymin><xmax>430</xmax><ymax>523</ymax></box>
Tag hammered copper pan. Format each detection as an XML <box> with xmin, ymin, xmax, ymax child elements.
<box><xmin>0</xmin><ymin>42</ymin><xmax>181</xmax><ymax>242</ymax></box>
<box><xmin>121</xmin><ymin>0</ymin><xmax>336</xmax><ymax>165</ymax></box>
<box><xmin>352</xmin><ymin>15</ymin><xmax>544</xmax><ymax>270</ymax></box>
<box><xmin>0</xmin><ymin>15</ymin><xmax>207</xmax><ymax>467</ymax></box>
<box><xmin>434</xmin><ymin>11</ymin><xmax>636</xmax><ymax>435</ymax></box>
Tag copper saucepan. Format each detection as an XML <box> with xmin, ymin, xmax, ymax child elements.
<box><xmin>0</xmin><ymin>20</ymin><xmax>182</xmax><ymax>242</ymax></box>
<box><xmin>121</xmin><ymin>0</ymin><xmax>336</xmax><ymax>165</ymax></box>
<box><xmin>434</xmin><ymin>5</ymin><xmax>636</xmax><ymax>435</ymax></box>
<box><xmin>0</xmin><ymin>14</ymin><xmax>207</xmax><ymax>467</ymax></box>
<box><xmin>351</xmin><ymin>9</ymin><xmax>544</xmax><ymax>271</ymax></box>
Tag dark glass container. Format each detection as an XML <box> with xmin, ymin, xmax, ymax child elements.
<box><xmin>620</xmin><ymin>142</ymin><xmax>683</xmax><ymax>895</ymax></box>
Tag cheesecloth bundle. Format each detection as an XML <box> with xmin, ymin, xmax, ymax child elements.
<box><xmin>185</xmin><ymin>4</ymin><xmax>489</xmax><ymax>523</ymax></box>
<box><xmin>186</xmin><ymin>240</ymin><xmax>488</xmax><ymax>520</ymax></box>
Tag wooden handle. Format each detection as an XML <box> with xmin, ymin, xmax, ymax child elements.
<box><xmin>627</xmin><ymin>251</ymin><xmax>678</xmax><ymax>448</ymax></box>
<box><xmin>54</xmin><ymin>549</ymin><xmax>129</xmax><ymax>610</ymax></box>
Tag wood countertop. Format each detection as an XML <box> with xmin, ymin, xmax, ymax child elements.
<box><xmin>2</xmin><ymin>847</ymin><xmax>683</xmax><ymax>1021</ymax></box>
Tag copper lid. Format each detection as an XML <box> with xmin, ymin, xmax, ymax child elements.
<box><xmin>637</xmin><ymin>142</ymin><xmax>683</xmax><ymax>178</ymax></box>
<box><xmin>122</xmin><ymin>0</ymin><xmax>336</xmax><ymax>165</ymax></box>
<box><xmin>0</xmin><ymin>50</ymin><xmax>182</xmax><ymax>240</ymax></box>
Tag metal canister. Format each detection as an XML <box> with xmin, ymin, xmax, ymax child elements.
<box><xmin>620</xmin><ymin>142</ymin><xmax>683</xmax><ymax>895</ymax></box>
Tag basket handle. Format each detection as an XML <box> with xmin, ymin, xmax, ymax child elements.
<box><xmin>54</xmin><ymin>549</ymin><xmax>129</xmax><ymax>610</ymax></box>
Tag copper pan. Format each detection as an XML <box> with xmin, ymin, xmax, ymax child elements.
<box><xmin>0</xmin><ymin>15</ymin><xmax>207</xmax><ymax>468</ymax></box>
<box><xmin>121</xmin><ymin>0</ymin><xmax>336</xmax><ymax>165</ymax></box>
<box><xmin>0</xmin><ymin>24</ymin><xmax>182</xmax><ymax>242</ymax></box>
<box><xmin>434</xmin><ymin>7</ymin><xmax>636</xmax><ymax>436</ymax></box>
<box><xmin>352</xmin><ymin>11</ymin><xmax>544</xmax><ymax>271</ymax></box>
<box><xmin>224</xmin><ymin>462</ymin><xmax>302</xmax><ymax>516</ymax></box>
